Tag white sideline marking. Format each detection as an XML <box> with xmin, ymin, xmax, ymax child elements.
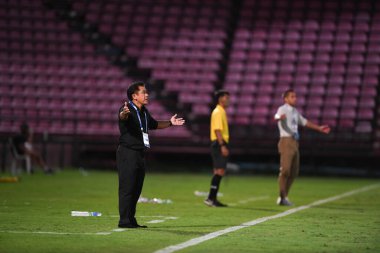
<box><xmin>109</xmin><ymin>215</ymin><xmax>178</xmax><ymax>219</ymax></box>
<box><xmin>109</xmin><ymin>215</ymin><xmax>179</xmax><ymax>224</ymax></box>
<box><xmin>0</xmin><ymin>230</ymin><xmax>111</xmax><ymax>236</ymax></box>
<box><xmin>0</xmin><ymin>215</ymin><xmax>179</xmax><ymax>236</ymax></box>
<box><xmin>228</xmin><ymin>196</ymin><xmax>269</xmax><ymax>206</ymax></box>
<box><xmin>154</xmin><ymin>184</ymin><xmax>380</xmax><ymax>253</ymax></box>
<box><xmin>145</xmin><ymin>216</ymin><xmax>179</xmax><ymax>223</ymax></box>
<box><xmin>139</xmin><ymin>216</ymin><xmax>178</xmax><ymax>220</ymax></box>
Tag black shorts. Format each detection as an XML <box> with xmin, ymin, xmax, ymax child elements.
<box><xmin>210</xmin><ymin>141</ymin><xmax>229</xmax><ymax>169</ymax></box>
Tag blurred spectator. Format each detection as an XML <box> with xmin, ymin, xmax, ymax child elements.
<box><xmin>11</xmin><ymin>123</ymin><xmax>53</xmax><ymax>174</ymax></box>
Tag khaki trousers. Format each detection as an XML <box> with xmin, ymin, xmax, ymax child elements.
<box><xmin>278</xmin><ymin>137</ymin><xmax>300</xmax><ymax>178</ymax></box>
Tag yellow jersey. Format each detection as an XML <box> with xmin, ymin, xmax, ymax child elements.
<box><xmin>210</xmin><ymin>104</ymin><xmax>229</xmax><ymax>143</ymax></box>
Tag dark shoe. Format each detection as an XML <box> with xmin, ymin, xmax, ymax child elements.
<box><xmin>118</xmin><ymin>223</ymin><xmax>138</xmax><ymax>228</ymax></box>
<box><xmin>213</xmin><ymin>200</ymin><xmax>228</xmax><ymax>207</ymax></box>
<box><xmin>277</xmin><ymin>197</ymin><xmax>293</xmax><ymax>206</ymax></box>
<box><xmin>204</xmin><ymin>198</ymin><xmax>214</xmax><ymax>207</ymax></box>
<box><xmin>131</xmin><ymin>218</ymin><xmax>147</xmax><ymax>228</ymax></box>
<box><xmin>204</xmin><ymin>198</ymin><xmax>227</xmax><ymax>207</ymax></box>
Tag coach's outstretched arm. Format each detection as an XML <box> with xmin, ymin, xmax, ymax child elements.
<box><xmin>157</xmin><ymin>114</ymin><xmax>185</xmax><ymax>129</ymax></box>
<box><xmin>305</xmin><ymin>120</ymin><xmax>331</xmax><ymax>134</ymax></box>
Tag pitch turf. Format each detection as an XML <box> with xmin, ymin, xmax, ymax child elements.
<box><xmin>0</xmin><ymin>169</ymin><xmax>379</xmax><ymax>253</ymax></box>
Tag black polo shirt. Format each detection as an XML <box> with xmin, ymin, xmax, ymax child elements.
<box><xmin>118</xmin><ymin>102</ymin><xmax>158</xmax><ymax>150</ymax></box>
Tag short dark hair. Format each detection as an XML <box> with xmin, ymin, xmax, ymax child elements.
<box><xmin>282</xmin><ymin>89</ymin><xmax>295</xmax><ymax>99</ymax></box>
<box><xmin>127</xmin><ymin>81</ymin><xmax>146</xmax><ymax>101</ymax></box>
<box><xmin>214</xmin><ymin>89</ymin><xmax>230</xmax><ymax>101</ymax></box>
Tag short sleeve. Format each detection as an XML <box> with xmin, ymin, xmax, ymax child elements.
<box><xmin>212</xmin><ymin>110</ymin><xmax>223</xmax><ymax>130</ymax></box>
<box><xmin>274</xmin><ymin>106</ymin><xmax>284</xmax><ymax>120</ymax></box>
<box><xmin>298</xmin><ymin>113</ymin><xmax>307</xmax><ymax>126</ymax></box>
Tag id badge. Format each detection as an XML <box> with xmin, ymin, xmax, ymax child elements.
<box><xmin>143</xmin><ymin>132</ymin><xmax>150</xmax><ymax>148</ymax></box>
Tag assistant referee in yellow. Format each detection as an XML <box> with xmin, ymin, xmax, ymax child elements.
<box><xmin>204</xmin><ymin>90</ymin><xmax>230</xmax><ymax>207</ymax></box>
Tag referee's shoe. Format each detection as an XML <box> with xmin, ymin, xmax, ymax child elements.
<box><xmin>204</xmin><ymin>198</ymin><xmax>228</xmax><ymax>207</ymax></box>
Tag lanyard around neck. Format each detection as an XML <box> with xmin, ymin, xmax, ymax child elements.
<box><xmin>129</xmin><ymin>101</ymin><xmax>148</xmax><ymax>133</ymax></box>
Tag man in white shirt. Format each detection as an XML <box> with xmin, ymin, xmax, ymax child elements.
<box><xmin>274</xmin><ymin>89</ymin><xmax>330</xmax><ymax>206</ymax></box>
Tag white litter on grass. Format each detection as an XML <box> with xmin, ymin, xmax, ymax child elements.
<box><xmin>138</xmin><ymin>196</ymin><xmax>173</xmax><ymax>204</ymax></box>
<box><xmin>194</xmin><ymin>191</ymin><xmax>223</xmax><ymax>197</ymax></box>
<box><xmin>147</xmin><ymin>220</ymin><xmax>165</xmax><ymax>224</ymax></box>
<box><xmin>112</xmin><ymin>228</ymin><xmax>127</xmax><ymax>232</ymax></box>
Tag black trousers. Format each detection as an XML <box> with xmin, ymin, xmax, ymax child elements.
<box><xmin>117</xmin><ymin>145</ymin><xmax>146</xmax><ymax>226</ymax></box>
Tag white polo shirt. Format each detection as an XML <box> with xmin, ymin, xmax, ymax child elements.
<box><xmin>274</xmin><ymin>103</ymin><xmax>307</xmax><ymax>138</ymax></box>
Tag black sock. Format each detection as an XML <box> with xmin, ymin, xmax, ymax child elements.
<box><xmin>208</xmin><ymin>174</ymin><xmax>222</xmax><ymax>201</ymax></box>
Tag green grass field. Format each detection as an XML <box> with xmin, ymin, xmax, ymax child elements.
<box><xmin>0</xmin><ymin>169</ymin><xmax>379</xmax><ymax>253</ymax></box>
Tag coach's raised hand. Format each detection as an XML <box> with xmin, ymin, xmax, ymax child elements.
<box><xmin>119</xmin><ymin>101</ymin><xmax>130</xmax><ymax>120</ymax></box>
<box><xmin>170</xmin><ymin>114</ymin><xmax>185</xmax><ymax>126</ymax></box>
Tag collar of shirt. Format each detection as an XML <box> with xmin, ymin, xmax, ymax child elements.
<box><xmin>216</xmin><ymin>104</ymin><xmax>226</xmax><ymax>113</ymax></box>
<box><xmin>284</xmin><ymin>103</ymin><xmax>294</xmax><ymax>111</ymax></box>
<box><xmin>129</xmin><ymin>102</ymin><xmax>146</xmax><ymax>113</ymax></box>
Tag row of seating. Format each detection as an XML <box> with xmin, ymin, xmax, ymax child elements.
<box><xmin>71</xmin><ymin>0</ymin><xmax>231</xmax><ymax>118</ymax></box>
<box><xmin>0</xmin><ymin>0</ymin><xmax>378</xmax><ymax>141</ymax></box>
<box><xmin>242</xmin><ymin>0</ymin><xmax>376</xmax><ymax>10</ymax></box>
<box><xmin>0</xmin><ymin>0</ymin><xmax>192</xmax><ymax>138</ymax></box>
<box><xmin>4</xmin><ymin>66</ymin><xmax>124</xmax><ymax>80</ymax></box>
<box><xmin>221</xmin><ymin>0</ymin><xmax>378</xmax><ymax>132</ymax></box>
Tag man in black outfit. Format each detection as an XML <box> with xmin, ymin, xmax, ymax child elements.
<box><xmin>117</xmin><ymin>81</ymin><xmax>185</xmax><ymax>229</ymax></box>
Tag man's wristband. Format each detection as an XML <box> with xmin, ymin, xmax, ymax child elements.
<box><xmin>169</xmin><ymin>121</ymin><xmax>173</xmax><ymax>126</ymax></box>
